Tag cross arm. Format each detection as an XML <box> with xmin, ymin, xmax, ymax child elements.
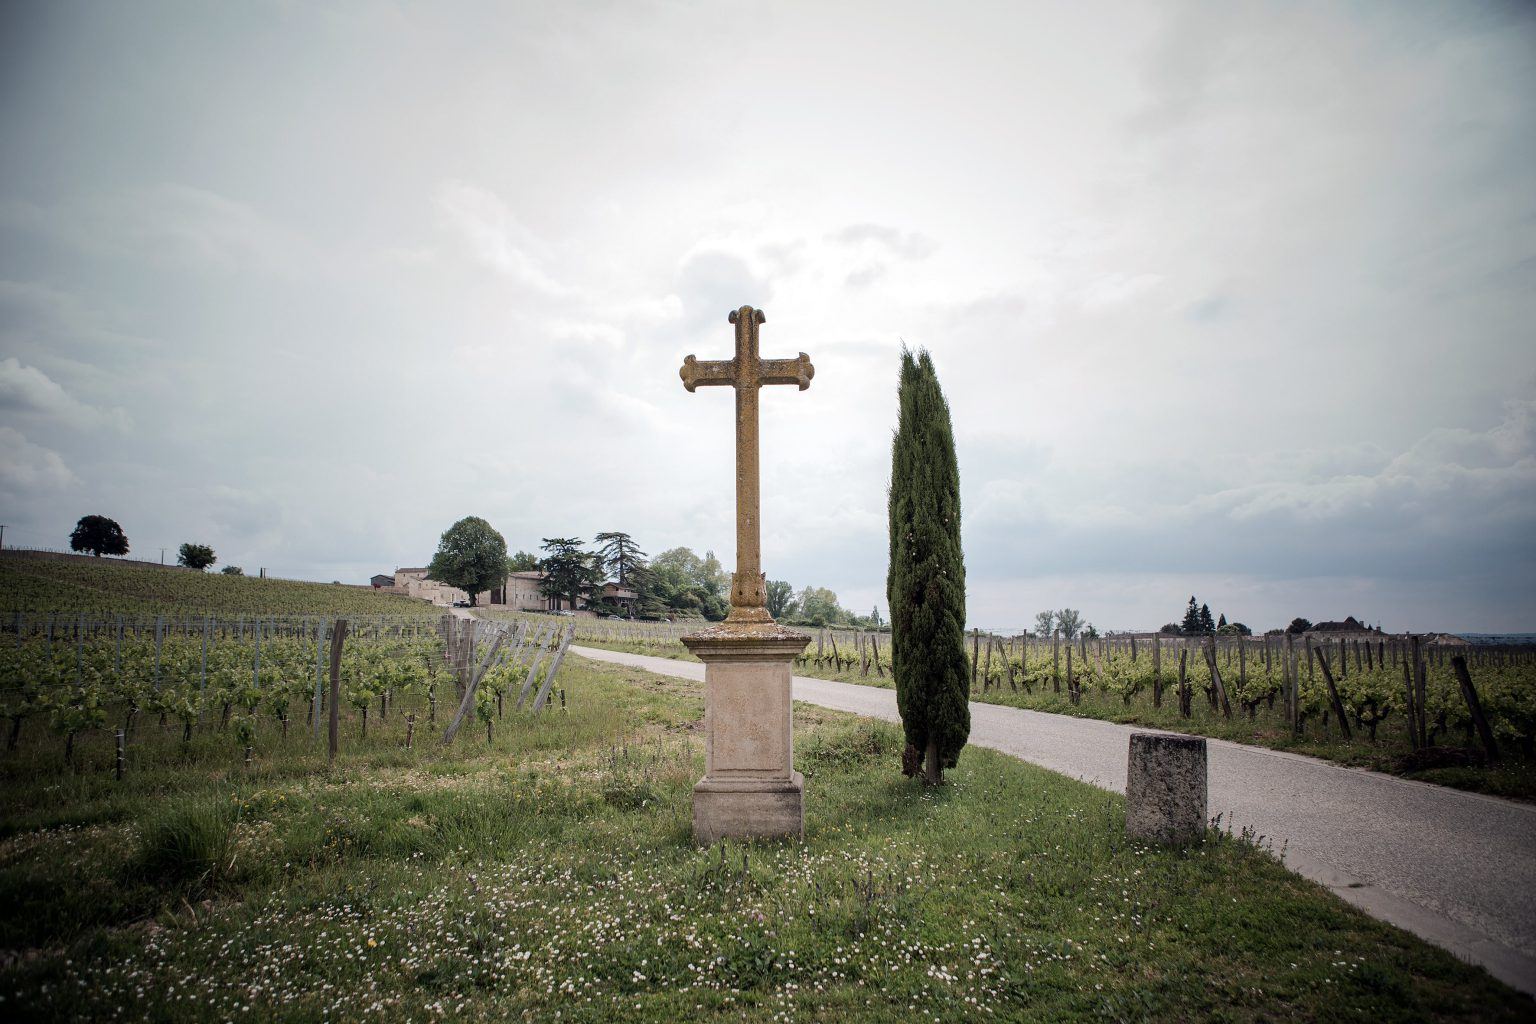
<box><xmin>680</xmin><ymin>355</ymin><xmax>736</xmax><ymax>392</ymax></box>
<box><xmin>758</xmin><ymin>353</ymin><xmax>815</xmax><ymax>391</ymax></box>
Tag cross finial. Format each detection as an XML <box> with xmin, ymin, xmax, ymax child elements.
<box><xmin>679</xmin><ymin>306</ymin><xmax>813</xmax><ymax>624</ymax></box>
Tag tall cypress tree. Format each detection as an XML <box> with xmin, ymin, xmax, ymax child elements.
<box><xmin>888</xmin><ymin>348</ymin><xmax>969</xmax><ymax>785</ymax></box>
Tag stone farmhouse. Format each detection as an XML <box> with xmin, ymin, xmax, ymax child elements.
<box><xmin>382</xmin><ymin>567</ymin><xmax>638</xmax><ymax>615</ymax></box>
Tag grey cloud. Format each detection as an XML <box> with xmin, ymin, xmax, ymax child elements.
<box><xmin>2</xmin><ymin>185</ymin><xmax>314</xmax><ymax>274</ymax></box>
<box><xmin>0</xmin><ymin>1</ymin><xmax>1530</xmax><ymax>632</ymax></box>
<box><xmin>0</xmin><ymin>427</ymin><xmax>75</xmax><ymax>494</ymax></box>
<box><xmin>0</xmin><ymin>357</ymin><xmax>91</xmax><ymax>424</ymax></box>
<box><xmin>829</xmin><ymin>223</ymin><xmax>937</xmax><ymax>260</ymax></box>
<box><xmin>845</xmin><ymin>264</ymin><xmax>886</xmax><ymax>288</ymax></box>
<box><xmin>674</xmin><ymin>250</ymin><xmax>772</xmax><ymax>330</ymax></box>
<box><xmin>434</xmin><ymin>180</ymin><xmax>576</xmax><ymax>297</ymax></box>
<box><xmin>963</xmin><ymin>398</ymin><xmax>1536</xmax><ymax>588</ymax></box>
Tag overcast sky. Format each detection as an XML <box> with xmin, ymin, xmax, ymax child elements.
<box><xmin>1</xmin><ymin>1</ymin><xmax>1532</xmax><ymax>632</ymax></box>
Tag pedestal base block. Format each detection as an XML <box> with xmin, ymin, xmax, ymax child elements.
<box><xmin>682</xmin><ymin>622</ymin><xmax>810</xmax><ymax>843</ymax></box>
<box><xmin>693</xmin><ymin>771</ymin><xmax>804</xmax><ymax>842</ymax></box>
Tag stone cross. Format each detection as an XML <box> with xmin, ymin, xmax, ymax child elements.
<box><xmin>680</xmin><ymin>305</ymin><xmax>813</xmax><ymax>624</ymax></box>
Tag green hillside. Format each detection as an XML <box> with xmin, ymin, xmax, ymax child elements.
<box><xmin>0</xmin><ymin>553</ymin><xmax>434</xmax><ymax>619</ymax></box>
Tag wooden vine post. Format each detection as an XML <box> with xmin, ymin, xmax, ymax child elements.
<box><xmin>1451</xmin><ymin>655</ymin><xmax>1499</xmax><ymax>764</ymax></box>
<box><xmin>1203</xmin><ymin>637</ymin><xmax>1233</xmax><ymax>719</ymax></box>
<box><xmin>970</xmin><ymin>628</ymin><xmax>980</xmax><ymax>691</ymax></box>
<box><xmin>1052</xmin><ymin>629</ymin><xmax>1061</xmax><ymax>692</ymax></box>
<box><xmin>1177</xmin><ymin>647</ymin><xmax>1190</xmax><ymax>717</ymax></box>
<box><xmin>1312</xmin><ymin>642</ymin><xmax>1352</xmax><ymax>740</ymax></box>
<box><xmin>327</xmin><ymin>618</ymin><xmax>349</xmax><ymax>762</ymax></box>
<box><xmin>442</xmin><ymin>626</ymin><xmax>509</xmax><ymax>743</ymax></box>
<box><xmin>1411</xmin><ymin>635</ymin><xmax>1428</xmax><ymax>749</ymax></box>
<box><xmin>1400</xmin><ymin>650</ymin><xmax>1420</xmax><ymax>751</ymax></box>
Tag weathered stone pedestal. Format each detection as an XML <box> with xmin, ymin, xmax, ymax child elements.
<box><xmin>1126</xmin><ymin>732</ymin><xmax>1208</xmax><ymax>845</ymax></box>
<box><xmin>682</xmin><ymin>622</ymin><xmax>810</xmax><ymax>842</ymax></box>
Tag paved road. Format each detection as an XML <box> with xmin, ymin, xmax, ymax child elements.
<box><xmin>573</xmin><ymin>644</ymin><xmax>1536</xmax><ymax>996</ymax></box>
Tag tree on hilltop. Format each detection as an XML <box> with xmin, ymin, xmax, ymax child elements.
<box><xmin>221</xmin><ymin>565</ymin><xmax>244</xmax><ymax>576</ymax></box>
<box><xmin>177</xmin><ymin>543</ymin><xmax>216</xmax><ymax>571</ymax></box>
<box><xmin>889</xmin><ymin>347</ymin><xmax>969</xmax><ymax>786</ymax></box>
<box><xmin>69</xmin><ymin>515</ymin><xmax>129</xmax><ymax>558</ymax></box>
<box><xmin>427</xmin><ymin>516</ymin><xmax>507</xmax><ymax>607</ymax></box>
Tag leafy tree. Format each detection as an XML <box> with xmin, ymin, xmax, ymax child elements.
<box><xmin>1180</xmin><ymin>596</ymin><xmax>1202</xmax><ymax>635</ymax></box>
<box><xmin>507</xmin><ymin>550</ymin><xmax>539</xmax><ymax>572</ymax></box>
<box><xmin>1055</xmin><ymin>608</ymin><xmax>1084</xmax><ymax>640</ymax></box>
<box><xmin>69</xmin><ymin>515</ymin><xmax>128</xmax><ymax>557</ymax></box>
<box><xmin>888</xmin><ymin>347</ymin><xmax>969</xmax><ymax>786</ymax></box>
<box><xmin>1159</xmin><ymin>622</ymin><xmax>1182</xmax><ymax>635</ymax></box>
<box><xmin>538</xmin><ymin>537</ymin><xmax>602</xmax><ymax>610</ymax></box>
<box><xmin>221</xmin><ymin>565</ymin><xmax>244</xmax><ymax>576</ymax></box>
<box><xmin>427</xmin><ymin>516</ymin><xmax>507</xmax><ymax>607</ymax></box>
<box><xmin>1198</xmin><ymin>603</ymin><xmax>1215</xmax><ymax>634</ymax></box>
<box><xmin>794</xmin><ymin>586</ymin><xmax>845</xmax><ymax>627</ymax></box>
<box><xmin>650</xmin><ymin>547</ymin><xmax>730</xmax><ymax>619</ymax></box>
<box><xmin>593</xmin><ymin>531</ymin><xmax>648</xmax><ymax>586</ymax></box>
<box><xmin>698</xmin><ymin>550</ymin><xmax>729</xmax><ymax>603</ymax></box>
<box><xmin>1083</xmin><ymin>623</ymin><xmax>1099</xmax><ymax>640</ymax></box>
<box><xmin>177</xmin><ymin>543</ymin><xmax>216</xmax><ymax>571</ymax></box>
<box><xmin>1218</xmin><ymin>621</ymin><xmax>1252</xmax><ymax>636</ymax></box>
<box><xmin>1034</xmin><ymin>610</ymin><xmax>1055</xmax><ymax>638</ymax></box>
<box><xmin>765</xmin><ymin>579</ymin><xmax>795</xmax><ymax>619</ymax></box>
<box><xmin>1286</xmin><ymin>617</ymin><xmax>1313</xmax><ymax>635</ymax></box>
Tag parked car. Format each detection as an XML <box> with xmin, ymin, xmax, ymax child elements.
<box><xmin>451</xmin><ymin>600</ymin><xmax>469</xmax><ymax>608</ymax></box>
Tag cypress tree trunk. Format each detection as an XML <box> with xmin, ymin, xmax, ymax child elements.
<box><xmin>888</xmin><ymin>348</ymin><xmax>970</xmax><ymax>785</ymax></box>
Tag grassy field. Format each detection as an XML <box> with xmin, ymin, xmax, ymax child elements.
<box><xmin>0</xmin><ymin>553</ymin><xmax>435</xmax><ymax>619</ymax></box>
<box><xmin>1</xmin><ymin>654</ymin><xmax>1528</xmax><ymax>1022</ymax></box>
<box><xmin>572</xmin><ymin>635</ymin><xmax>1536</xmax><ymax>804</ymax></box>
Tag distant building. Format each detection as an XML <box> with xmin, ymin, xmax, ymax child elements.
<box><xmin>596</xmin><ymin>581</ymin><xmax>640</xmax><ymax>615</ymax></box>
<box><xmin>489</xmin><ymin>571</ymin><xmax>549</xmax><ymax>611</ymax></box>
<box><xmin>369</xmin><ymin>574</ymin><xmax>394</xmax><ymax>588</ymax></box>
<box><xmin>1312</xmin><ymin>616</ymin><xmax>1379</xmax><ymax>633</ymax></box>
<box><xmin>388</xmin><ymin>565</ymin><xmax>636</xmax><ymax>614</ymax></box>
<box><xmin>390</xmin><ymin>567</ymin><xmax>462</xmax><ymax>605</ymax></box>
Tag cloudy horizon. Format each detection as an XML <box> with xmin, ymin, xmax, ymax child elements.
<box><xmin>1</xmin><ymin>1</ymin><xmax>1533</xmax><ymax>633</ymax></box>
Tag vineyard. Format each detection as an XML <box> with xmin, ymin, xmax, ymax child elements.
<box><xmin>0</xmin><ymin>612</ymin><xmax>581</xmax><ymax>782</ymax></box>
<box><xmin>560</xmin><ymin>617</ymin><xmax>1536</xmax><ymax>801</ymax></box>
<box><xmin>2</xmin><ymin>622</ymin><xmax>1526</xmax><ymax>1022</ymax></box>
<box><xmin>0</xmin><ymin>551</ymin><xmax>436</xmax><ymax>619</ymax></box>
